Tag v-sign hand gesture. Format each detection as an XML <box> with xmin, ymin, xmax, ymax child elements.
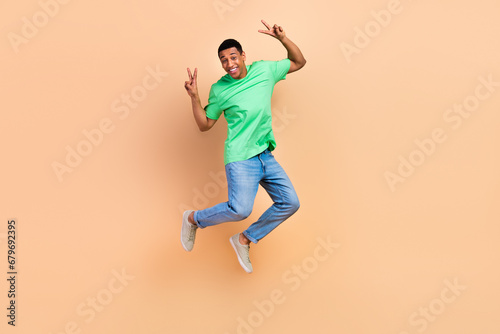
<box><xmin>258</xmin><ymin>20</ymin><xmax>286</xmax><ymax>41</ymax></box>
<box><xmin>184</xmin><ymin>68</ymin><xmax>199</xmax><ymax>99</ymax></box>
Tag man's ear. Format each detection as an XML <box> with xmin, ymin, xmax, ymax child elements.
<box><xmin>241</xmin><ymin>51</ymin><xmax>246</xmax><ymax>61</ymax></box>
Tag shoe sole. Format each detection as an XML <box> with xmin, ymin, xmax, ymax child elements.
<box><xmin>229</xmin><ymin>236</ymin><xmax>253</xmax><ymax>273</ymax></box>
<box><xmin>181</xmin><ymin>210</ymin><xmax>194</xmax><ymax>252</ymax></box>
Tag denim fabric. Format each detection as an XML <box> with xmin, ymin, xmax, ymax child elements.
<box><xmin>193</xmin><ymin>149</ymin><xmax>300</xmax><ymax>243</ymax></box>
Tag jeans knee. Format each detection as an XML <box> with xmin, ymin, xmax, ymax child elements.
<box><xmin>231</xmin><ymin>205</ymin><xmax>252</xmax><ymax>221</ymax></box>
<box><xmin>287</xmin><ymin>197</ymin><xmax>300</xmax><ymax>215</ymax></box>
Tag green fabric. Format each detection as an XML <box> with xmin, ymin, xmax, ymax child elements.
<box><xmin>204</xmin><ymin>59</ymin><xmax>291</xmax><ymax>165</ymax></box>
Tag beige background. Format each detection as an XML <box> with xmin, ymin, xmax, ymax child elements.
<box><xmin>1</xmin><ymin>0</ymin><xmax>499</xmax><ymax>333</ymax></box>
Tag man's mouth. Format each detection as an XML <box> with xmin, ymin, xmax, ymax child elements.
<box><xmin>229</xmin><ymin>67</ymin><xmax>238</xmax><ymax>74</ymax></box>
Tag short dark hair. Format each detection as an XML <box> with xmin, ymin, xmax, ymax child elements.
<box><xmin>218</xmin><ymin>39</ymin><xmax>243</xmax><ymax>55</ymax></box>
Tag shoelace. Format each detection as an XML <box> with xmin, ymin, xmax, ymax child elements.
<box><xmin>244</xmin><ymin>245</ymin><xmax>251</xmax><ymax>263</ymax></box>
<box><xmin>187</xmin><ymin>225</ymin><xmax>196</xmax><ymax>242</ymax></box>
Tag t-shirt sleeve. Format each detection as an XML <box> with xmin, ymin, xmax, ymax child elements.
<box><xmin>272</xmin><ymin>58</ymin><xmax>291</xmax><ymax>83</ymax></box>
<box><xmin>204</xmin><ymin>85</ymin><xmax>223</xmax><ymax>120</ymax></box>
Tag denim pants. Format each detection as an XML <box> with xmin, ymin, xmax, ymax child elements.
<box><xmin>193</xmin><ymin>149</ymin><xmax>300</xmax><ymax>244</ymax></box>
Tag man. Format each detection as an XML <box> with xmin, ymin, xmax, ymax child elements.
<box><xmin>182</xmin><ymin>20</ymin><xmax>306</xmax><ymax>273</ymax></box>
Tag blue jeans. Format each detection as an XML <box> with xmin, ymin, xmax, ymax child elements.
<box><xmin>193</xmin><ymin>149</ymin><xmax>300</xmax><ymax>244</ymax></box>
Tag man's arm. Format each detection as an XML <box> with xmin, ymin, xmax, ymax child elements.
<box><xmin>258</xmin><ymin>20</ymin><xmax>306</xmax><ymax>74</ymax></box>
<box><xmin>184</xmin><ymin>68</ymin><xmax>217</xmax><ymax>132</ymax></box>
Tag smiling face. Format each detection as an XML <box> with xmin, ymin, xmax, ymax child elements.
<box><xmin>219</xmin><ymin>47</ymin><xmax>247</xmax><ymax>80</ymax></box>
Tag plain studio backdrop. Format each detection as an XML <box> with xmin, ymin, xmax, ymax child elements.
<box><xmin>1</xmin><ymin>0</ymin><xmax>499</xmax><ymax>333</ymax></box>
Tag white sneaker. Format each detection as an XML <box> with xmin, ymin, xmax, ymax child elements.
<box><xmin>229</xmin><ymin>233</ymin><xmax>253</xmax><ymax>273</ymax></box>
<box><xmin>181</xmin><ymin>210</ymin><xmax>197</xmax><ymax>252</ymax></box>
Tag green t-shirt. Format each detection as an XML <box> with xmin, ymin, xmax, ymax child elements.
<box><xmin>204</xmin><ymin>59</ymin><xmax>291</xmax><ymax>165</ymax></box>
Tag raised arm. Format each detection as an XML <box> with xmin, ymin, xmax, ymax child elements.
<box><xmin>258</xmin><ymin>20</ymin><xmax>306</xmax><ymax>74</ymax></box>
<box><xmin>184</xmin><ymin>68</ymin><xmax>217</xmax><ymax>132</ymax></box>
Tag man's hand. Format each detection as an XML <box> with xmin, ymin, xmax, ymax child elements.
<box><xmin>184</xmin><ymin>68</ymin><xmax>199</xmax><ymax>99</ymax></box>
<box><xmin>258</xmin><ymin>20</ymin><xmax>286</xmax><ymax>41</ymax></box>
<box><xmin>184</xmin><ymin>67</ymin><xmax>218</xmax><ymax>132</ymax></box>
<box><xmin>258</xmin><ymin>19</ymin><xmax>306</xmax><ymax>74</ymax></box>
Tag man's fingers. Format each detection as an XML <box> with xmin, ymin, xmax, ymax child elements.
<box><xmin>258</xmin><ymin>30</ymin><xmax>275</xmax><ymax>37</ymax></box>
<box><xmin>187</xmin><ymin>68</ymin><xmax>193</xmax><ymax>80</ymax></box>
<box><xmin>193</xmin><ymin>68</ymin><xmax>198</xmax><ymax>81</ymax></box>
<box><xmin>261</xmin><ymin>19</ymin><xmax>271</xmax><ymax>30</ymax></box>
<box><xmin>259</xmin><ymin>20</ymin><xmax>284</xmax><ymax>38</ymax></box>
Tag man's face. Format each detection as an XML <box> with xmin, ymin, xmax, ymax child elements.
<box><xmin>219</xmin><ymin>47</ymin><xmax>247</xmax><ymax>80</ymax></box>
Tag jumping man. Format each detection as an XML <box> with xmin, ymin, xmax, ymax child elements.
<box><xmin>182</xmin><ymin>19</ymin><xmax>306</xmax><ymax>273</ymax></box>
